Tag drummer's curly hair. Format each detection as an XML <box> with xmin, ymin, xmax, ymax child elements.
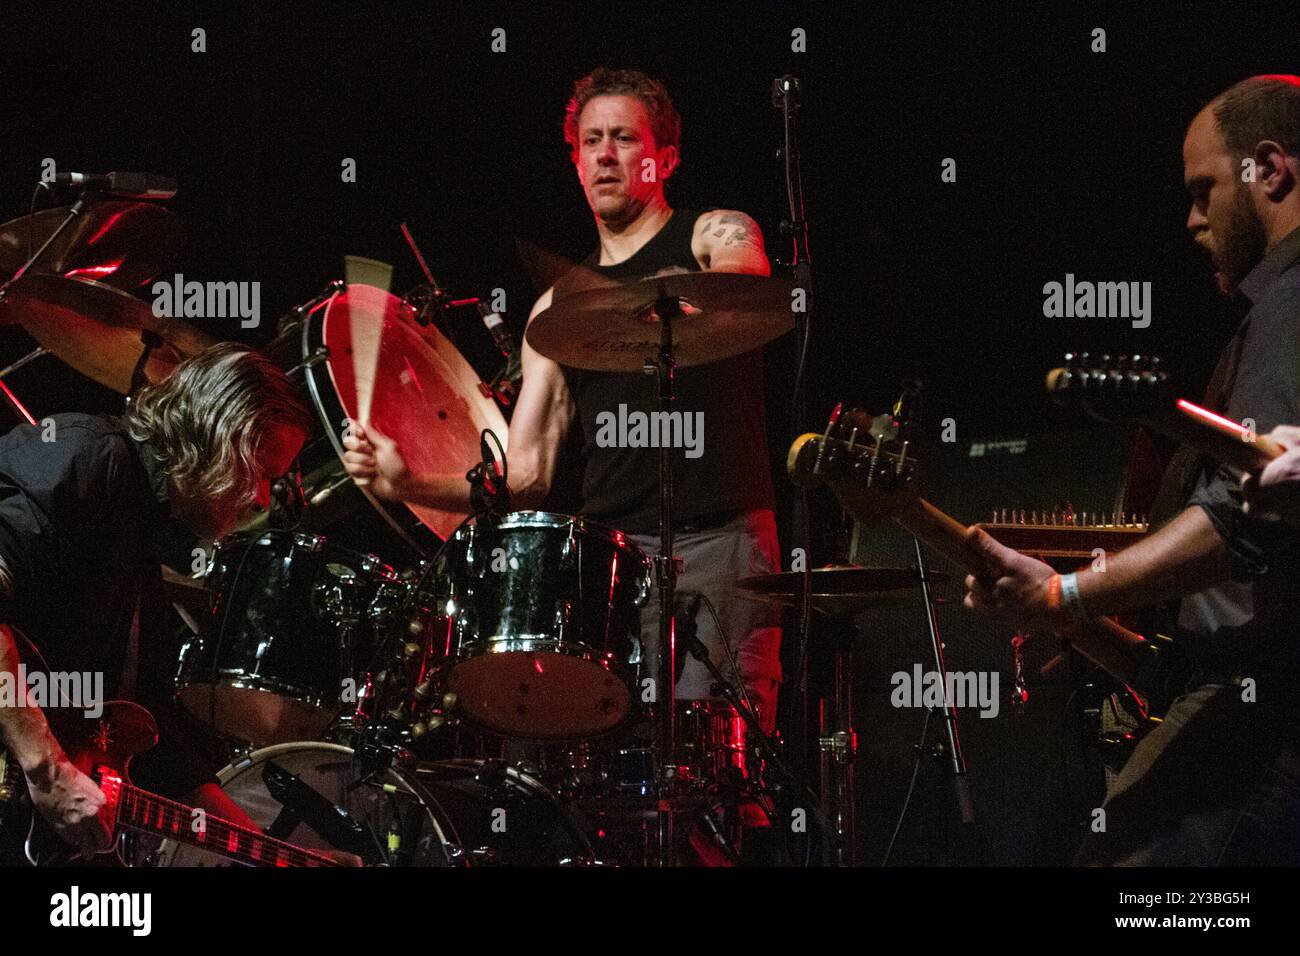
<box><xmin>564</xmin><ymin>68</ymin><xmax>682</xmax><ymax>160</ymax></box>
<box><xmin>125</xmin><ymin>342</ymin><xmax>310</xmax><ymax>510</ymax></box>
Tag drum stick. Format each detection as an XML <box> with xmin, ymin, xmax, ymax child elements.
<box><xmin>344</xmin><ymin>256</ymin><xmax>394</xmax><ymax>487</ymax></box>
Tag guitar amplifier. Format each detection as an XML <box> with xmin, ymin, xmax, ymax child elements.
<box><xmin>846</xmin><ymin>423</ymin><xmax>1155</xmax><ymax>676</ymax></box>
<box><xmin>832</xmin><ymin>423</ymin><xmax>1155</xmax><ymax>864</ymax></box>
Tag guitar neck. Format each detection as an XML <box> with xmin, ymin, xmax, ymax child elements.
<box><xmin>100</xmin><ymin>773</ymin><xmax>339</xmax><ymax>867</ymax></box>
<box><xmin>890</xmin><ymin>495</ymin><xmax>1146</xmax><ymax>686</ymax></box>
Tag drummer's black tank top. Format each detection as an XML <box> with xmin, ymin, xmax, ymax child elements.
<box><xmin>552</xmin><ymin>208</ymin><xmax>775</xmax><ymax>534</ymax></box>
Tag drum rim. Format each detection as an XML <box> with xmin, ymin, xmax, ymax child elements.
<box><xmin>457</xmin><ymin>510</ymin><xmax>652</xmax><ymax>564</ymax></box>
<box><xmin>301</xmin><ymin>286</ymin><xmax>440</xmax><ymax>556</ymax></box>
<box><xmin>212</xmin><ymin>521</ymin><xmax>399</xmax><ymax>580</ymax></box>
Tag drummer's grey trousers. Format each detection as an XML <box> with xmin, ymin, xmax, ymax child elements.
<box><xmin>629</xmin><ymin>509</ymin><xmax>783</xmax><ymax>734</ymax></box>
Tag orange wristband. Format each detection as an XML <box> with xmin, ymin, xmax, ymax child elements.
<box><xmin>1046</xmin><ymin>573</ymin><xmax>1062</xmax><ymax>610</ymax></box>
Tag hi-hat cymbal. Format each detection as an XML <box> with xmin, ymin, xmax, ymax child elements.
<box><xmin>737</xmin><ymin>565</ymin><xmax>950</xmax><ymax>616</ymax></box>
<box><xmin>0</xmin><ymin>201</ymin><xmax>182</xmax><ymax>291</ymax></box>
<box><xmin>0</xmin><ymin>274</ymin><xmax>215</xmax><ymax>393</ymax></box>
<box><xmin>526</xmin><ymin>271</ymin><xmax>795</xmax><ymax>371</ymax></box>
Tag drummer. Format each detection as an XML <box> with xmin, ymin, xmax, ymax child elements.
<box><xmin>342</xmin><ymin>67</ymin><xmax>783</xmax><ymax>732</ymax></box>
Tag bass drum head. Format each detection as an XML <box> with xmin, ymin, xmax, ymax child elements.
<box><xmin>153</xmin><ymin>744</ymin><xmax>597</xmax><ymax>867</ymax></box>
<box><xmin>258</xmin><ymin>283</ymin><xmax>508</xmax><ymax>567</ymax></box>
<box><xmin>154</xmin><ymin>742</ymin><xmax>451</xmax><ymax>867</ymax></box>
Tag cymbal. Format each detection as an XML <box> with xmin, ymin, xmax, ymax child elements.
<box><xmin>0</xmin><ymin>201</ymin><xmax>182</xmax><ymax>291</ymax></box>
<box><xmin>0</xmin><ymin>274</ymin><xmax>215</xmax><ymax>393</ymax></box>
<box><xmin>737</xmin><ymin>565</ymin><xmax>950</xmax><ymax>616</ymax></box>
<box><xmin>526</xmin><ymin>271</ymin><xmax>795</xmax><ymax>371</ymax></box>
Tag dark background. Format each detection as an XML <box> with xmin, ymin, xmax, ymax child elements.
<box><xmin>3</xmin><ymin>0</ymin><xmax>1297</xmax><ymax>865</ymax></box>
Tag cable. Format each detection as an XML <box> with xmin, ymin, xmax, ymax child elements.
<box><xmin>482</xmin><ymin>427</ymin><xmax>506</xmax><ymax>489</ymax></box>
<box><xmin>697</xmin><ymin>593</ymin><xmax>756</xmax><ymax>721</ymax></box>
<box><xmin>882</xmin><ymin>705</ymin><xmax>933</xmax><ymax>867</ymax></box>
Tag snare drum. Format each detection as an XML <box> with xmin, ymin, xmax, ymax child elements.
<box><xmin>437</xmin><ymin>512</ymin><xmax>652</xmax><ymax>740</ymax></box>
<box><xmin>176</xmin><ymin>530</ymin><xmax>402</xmax><ymax>745</ymax></box>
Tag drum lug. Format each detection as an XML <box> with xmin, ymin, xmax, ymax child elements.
<box><xmin>287</xmin><ymin>346</ymin><xmax>330</xmax><ymax>379</ymax></box>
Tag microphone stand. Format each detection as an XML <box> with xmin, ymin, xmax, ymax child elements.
<box><xmin>0</xmin><ymin>186</ymin><xmax>98</xmax><ymax>417</ymax></box>
<box><xmin>677</xmin><ymin>604</ymin><xmax>834</xmax><ymax>865</ymax></box>
<box><xmin>773</xmin><ymin>73</ymin><xmax>821</xmax><ymax>842</ymax></box>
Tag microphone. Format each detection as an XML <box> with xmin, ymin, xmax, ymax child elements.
<box><xmin>477</xmin><ymin>302</ymin><xmax>516</xmax><ymax>358</ymax></box>
<box><xmin>771</xmin><ymin>75</ymin><xmax>801</xmax><ymax>109</ymax></box>
<box><xmin>52</xmin><ymin>171</ymin><xmax>178</xmax><ymax>200</ymax></box>
<box><xmin>268</xmin><ymin>472</ymin><xmax>305</xmax><ymax>529</ymax></box>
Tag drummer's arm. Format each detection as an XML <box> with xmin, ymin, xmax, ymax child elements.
<box><xmin>508</xmin><ymin>287</ymin><xmax>576</xmax><ymax>511</ymax></box>
<box><xmin>692</xmin><ymin>210</ymin><xmax>771</xmax><ymax>276</ymax></box>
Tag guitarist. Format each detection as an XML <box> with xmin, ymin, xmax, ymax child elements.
<box><xmin>965</xmin><ymin>75</ymin><xmax>1300</xmax><ymax>865</ymax></box>
<box><xmin>0</xmin><ymin>343</ymin><xmax>309</xmax><ymax>860</ymax></box>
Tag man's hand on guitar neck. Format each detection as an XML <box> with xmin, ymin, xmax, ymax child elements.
<box><xmin>960</xmin><ymin>526</ymin><xmax>1077</xmax><ymax>633</ymax></box>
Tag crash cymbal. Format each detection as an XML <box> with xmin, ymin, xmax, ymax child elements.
<box><xmin>737</xmin><ymin>565</ymin><xmax>950</xmax><ymax>615</ymax></box>
<box><xmin>0</xmin><ymin>201</ymin><xmax>182</xmax><ymax>291</ymax></box>
<box><xmin>525</xmin><ymin>271</ymin><xmax>795</xmax><ymax>371</ymax></box>
<box><xmin>0</xmin><ymin>274</ymin><xmax>215</xmax><ymax>393</ymax></box>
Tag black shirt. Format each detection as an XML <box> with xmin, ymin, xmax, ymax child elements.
<box><xmin>552</xmin><ymin>208</ymin><xmax>777</xmax><ymax>533</ymax></box>
<box><xmin>1180</xmin><ymin>224</ymin><xmax>1300</xmax><ymax>668</ymax></box>
<box><xmin>0</xmin><ymin>413</ymin><xmax>213</xmax><ymax>796</ymax></box>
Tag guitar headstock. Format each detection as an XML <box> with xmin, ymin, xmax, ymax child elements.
<box><xmin>1045</xmin><ymin>352</ymin><xmax>1173</xmax><ymax>424</ymax></box>
<box><xmin>787</xmin><ymin>404</ymin><xmax>920</xmax><ymax>522</ymax></box>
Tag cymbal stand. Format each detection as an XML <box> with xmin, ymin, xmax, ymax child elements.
<box><xmin>646</xmin><ymin>291</ymin><xmax>682</xmax><ymax>866</ymax></box>
<box><xmin>818</xmin><ymin>615</ymin><xmax>857</xmax><ymax>865</ymax></box>
<box><xmin>0</xmin><ymin>187</ymin><xmax>100</xmax><ymax>418</ymax></box>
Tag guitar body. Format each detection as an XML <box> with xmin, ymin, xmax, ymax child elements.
<box><xmin>0</xmin><ymin>701</ymin><xmax>157</xmax><ymax>867</ymax></box>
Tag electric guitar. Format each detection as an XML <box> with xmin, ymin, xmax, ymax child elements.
<box><xmin>0</xmin><ymin>698</ymin><xmax>341</xmax><ymax>867</ymax></box>
<box><xmin>786</xmin><ymin>406</ymin><xmax>1157</xmax><ymax>693</ymax></box>
<box><xmin>1044</xmin><ymin>352</ymin><xmax>1285</xmax><ymax>471</ymax></box>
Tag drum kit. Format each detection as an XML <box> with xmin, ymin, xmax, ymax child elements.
<box><xmin>0</xmin><ymin>185</ymin><xmax>843</xmax><ymax>867</ymax></box>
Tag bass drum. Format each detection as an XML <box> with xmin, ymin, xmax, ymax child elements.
<box><xmin>153</xmin><ymin>742</ymin><xmax>597</xmax><ymax>867</ymax></box>
<box><xmin>261</xmin><ymin>282</ymin><xmax>508</xmax><ymax>565</ymax></box>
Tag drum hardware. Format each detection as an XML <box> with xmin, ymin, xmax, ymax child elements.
<box><xmin>276</xmin><ymin>279</ymin><xmax>346</xmax><ymax>335</ymax></box>
<box><xmin>284</xmin><ymin>346</ymin><xmax>330</xmax><ymax>380</ymax></box>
